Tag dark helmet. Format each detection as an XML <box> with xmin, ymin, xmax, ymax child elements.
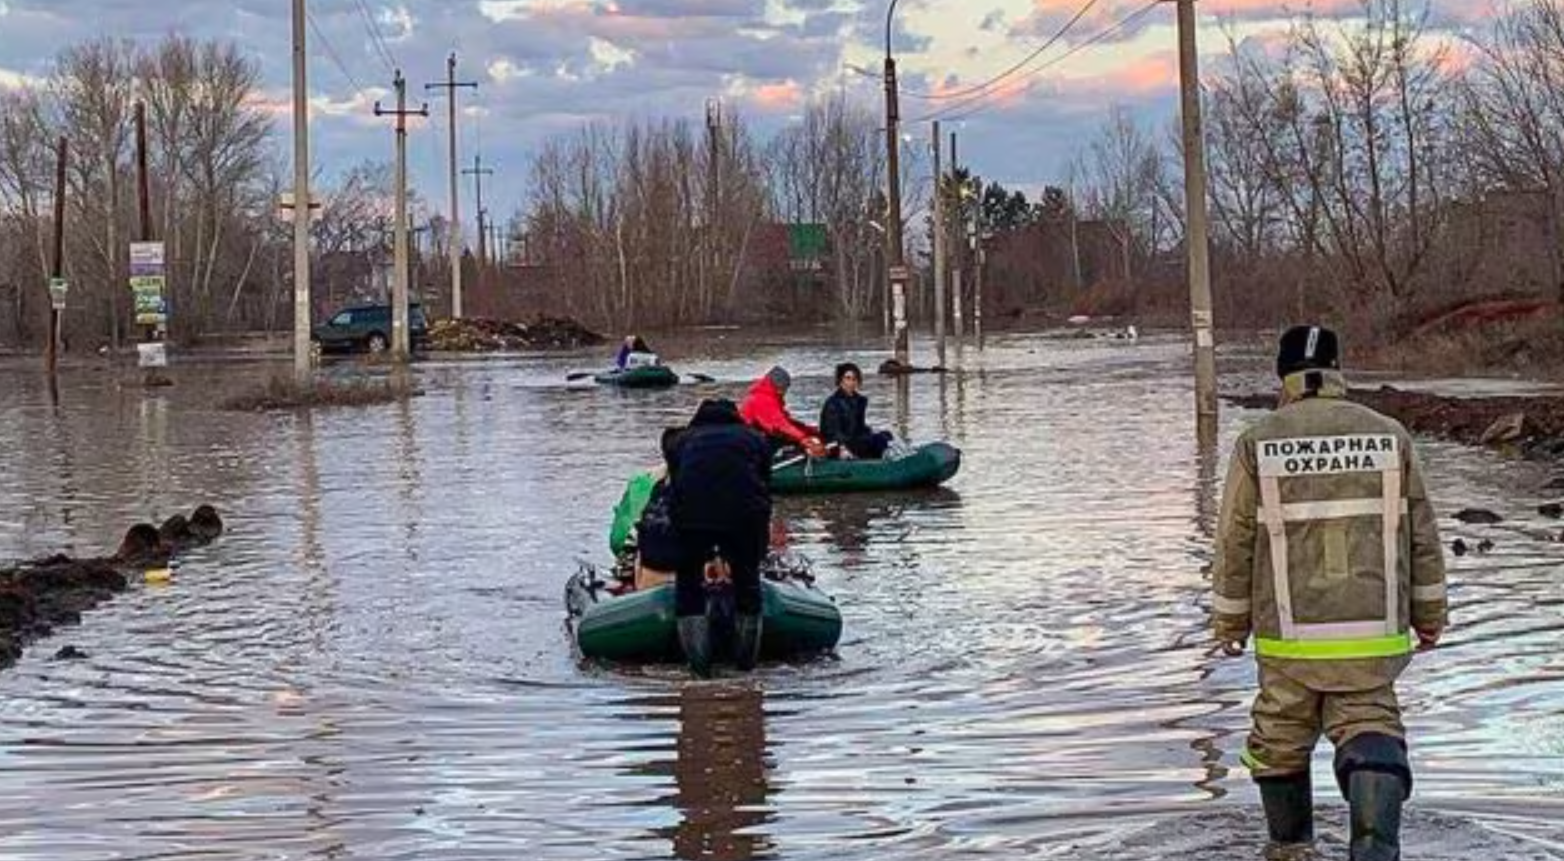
<box><xmin>1276</xmin><ymin>325</ymin><xmax>1341</xmax><ymax>379</ymax></box>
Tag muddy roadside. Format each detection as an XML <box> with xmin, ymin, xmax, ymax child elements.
<box><xmin>1225</xmin><ymin>386</ymin><xmax>1564</xmax><ymax>465</ymax></box>
<box><xmin>1</xmin><ymin>506</ymin><xmax>223</xmax><ymax>672</ymax></box>
<box><xmin>1225</xmin><ymin>385</ymin><xmax>1564</xmax><ymax>552</ymax></box>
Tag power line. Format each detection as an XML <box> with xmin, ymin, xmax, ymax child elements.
<box><xmin>914</xmin><ymin>0</ymin><xmax>1162</xmax><ymax>124</ymax></box>
<box><xmin>306</xmin><ymin>6</ymin><xmax>368</xmax><ymax>96</ymax></box>
<box><xmin>897</xmin><ymin>0</ymin><xmax>1105</xmax><ymax>102</ymax></box>
<box><xmin>352</xmin><ymin>0</ymin><xmax>400</xmax><ymax>74</ymax></box>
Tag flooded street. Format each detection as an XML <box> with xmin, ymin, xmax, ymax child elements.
<box><xmin>2</xmin><ymin>331</ymin><xmax>1563</xmax><ymax>860</ymax></box>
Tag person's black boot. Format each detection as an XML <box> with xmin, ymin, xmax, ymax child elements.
<box><xmin>677</xmin><ymin>616</ymin><xmax>713</xmax><ymax>678</ymax></box>
<box><xmin>1347</xmin><ymin>771</ymin><xmax>1404</xmax><ymax>861</ymax></box>
<box><xmin>1257</xmin><ymin>771</ymin><xmax>1315</xmax><ymax>847</ymax></box>
<box><xmin>733</xmin><ymin>613</ymin><xmax>763</xmax><ymax>672</ymax></box>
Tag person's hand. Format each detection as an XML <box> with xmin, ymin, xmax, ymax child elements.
<box><xmin>1415</xmin><ymin>626</ymin><xmax>1441</xmax><ymax>652</ymax></box>
<box><xmin>803</xmin><ymin>437</ymin><xmax>827</xmax><ymax>458</ymax></box>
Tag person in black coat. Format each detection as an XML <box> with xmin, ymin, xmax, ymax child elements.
<box><xmin>818</xmin><ymin>362</ymin><xmax>895</xmax><ymax>459</ymax></box>
<box><xmin>667</xmin><ymin>398</ymin><xmax>773</xmax><ymax>675</ymax></box>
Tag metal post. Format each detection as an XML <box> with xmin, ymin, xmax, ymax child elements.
<box><xmin>425</xmin><ymin>54</ymin><xmax>476</xmax><ymax>320</ymax></box>
<box><xmin>291</xmin><ymin>0</ymin><xmax>312</xmax><ymax>384</ymax></box>
<box><xmin>1177</xmin><ymin>0</ymin><xmax>1218</xmax><ymax>426</ymax></box>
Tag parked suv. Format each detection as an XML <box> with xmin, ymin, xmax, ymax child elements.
<box><xmin>312</xmin><ymin>303</ymin><xmax>429</xmax><ymax>354</ymax></box>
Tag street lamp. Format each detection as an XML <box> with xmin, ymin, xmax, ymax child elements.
<box><xmin>883</xmin><ymin>0</ymin><xmax>910</xmax><ymax>365</ymax></box>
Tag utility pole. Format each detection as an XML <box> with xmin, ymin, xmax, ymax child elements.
<box><xmin>134</xmin><ymin>100</ymin><xmax>169</xmax><ymax>384</ymax></box>
<box><xmin>463</xmin><ymin>154</ymin><xmax>494</xmax><ymax>280</ymax></box>
<box><xmin>931</xmin><ymin>121</ymin><xmax>947</xmax><ymax>369</ymax></box>
<box><xmin>706</xmin><ymin>98</ymin><xmax>722</xmax><ymax>307</ymax></box>
<box><xmin>974</xmin><ymin>236</ymin><xmax>985</xmax><ymax>349</ymax></box>
<box><xmin>425</xmin><ymin>54</ymin><xmax>476</xmax><ymax>320</ymax></box>
<box><xmin>1176</xmin><ymin>0</ymin><xmax>1218</xmax><ymax>428</ymax></box>
<box><xmin>46</xmin><ymin>136</ymin><xmax>67</xmax><ymax>380</ymax></box>
<box><xmin>374</xmin><ymin>69</ymin><xmax>428</xmax><ymax>361</ymax></box>
<box><xmin>883</xmin><ymin>6</ymin><xmax>910</xmax><ymax>365</ymax></box>
<box><xmin>290</xmin><ymin>0</ymin><xmax>312</xmax><ymax>384</ymax></box>
<box><xmin>949</xmin><ymin>129</ymin><xmax>964</xmax><ymax>341</ymax></box>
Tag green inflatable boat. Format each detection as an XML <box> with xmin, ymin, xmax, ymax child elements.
<box><xmin>770</xmin><ymin>441</ymin><xmax>961</xmax><ymax>494</ymax></box>
<box><xmin>594</xmin><ymin>365</ymin><xmax>680</xmax><ymax>389</ymax></box>
<box><xmin>566</xmin><ymin>562</ymin><xmax>842</xmax><ymax>663</ymax></box>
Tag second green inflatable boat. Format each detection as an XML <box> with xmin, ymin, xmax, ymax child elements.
<box><xmin>770</xmin><ymin>441</ymin><xmax>961</xmax><ymax>494</ymax></box>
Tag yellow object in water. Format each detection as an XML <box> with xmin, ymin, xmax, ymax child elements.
<box><xmin>144</xmin><ymin>568</ymin><xmax>173</xmax><ymax>584</ymax></box>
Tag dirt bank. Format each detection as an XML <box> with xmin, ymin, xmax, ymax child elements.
<box><xmin>1226</xmin><ymin>386</ymin><xmax>1564</xmax><ymax>461</ymax></box>
<box><xmin>427</xmin><ymin>316</ymin><xmax>605</xmax><ymax>352</ymax></box>
<box><xmin>1</xmin><ymin>505</ymin><xmax>223</xmax><ymax>671</ymax></box>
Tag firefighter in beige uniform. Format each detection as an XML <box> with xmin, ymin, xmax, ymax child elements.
<box><xmin>1213</xmin><ymin>326</ymin><xmax>1448</xmax><ymax>861</ymax></box>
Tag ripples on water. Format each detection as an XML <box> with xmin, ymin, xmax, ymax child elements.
<box><xmin>1</xmin><ymin>332</ymin><xmax>1562</xmax><ymax>859</ymax></box>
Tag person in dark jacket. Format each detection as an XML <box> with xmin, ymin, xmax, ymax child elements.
<box><xmin>819</xmin><ymin>362</ymin><xmax>895</xmax><ymax>459</ymax></box>
<box><xmin>667</xmin><ymin>398</ymin><xmax>774</xmax><ymax>676</ymax></box>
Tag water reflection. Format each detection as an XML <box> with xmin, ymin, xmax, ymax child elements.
<box><xmin>661</xmin><ymin>683</ymin><xmax>775</xmax><ymax>860</ymax></box>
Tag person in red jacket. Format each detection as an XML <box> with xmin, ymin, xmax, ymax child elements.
<box><xmin>739</xmin><ymin>366</ymin><xmax>826</xmax><ymax>457</ymax></box>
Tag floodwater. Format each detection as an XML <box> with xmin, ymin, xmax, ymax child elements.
<box><xmin>1</xmin><ymin>330</ymin><xmax>1563</xmax><ymax>860</ymax></box>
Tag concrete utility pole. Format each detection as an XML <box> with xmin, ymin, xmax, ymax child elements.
<box><xmin>1176</xmin><ymin>0</ymin><xmax>1218</xmax><ymax>427</ymax></box>
<box><xmin>425</xmin><ymin>54</ymin><xmax>476</xmax><ymax>320</ymax></box>
<box><xmin>463</xmin><ymin>153</ymin><xmax>493</xmax><ymax>269</ymax></box>
<box><xmin>949</xmin><ymin>128</ymin><xmax>964</xmax><ymax>341</ymax></box>
<box><xmin>290</xmin><ymin>0</ymin><xmax>312</xmax><ymax>383</ymax></box>
<box><xmin>374</xmin><ymin>69</ymin><xmax>428</xmax><ymax>361</ymax></box>
<box><xmin>974</xmin><ymin>237</ymin><xmax>985</xmax><ymax>349</ymax></box>
<box><xmin>931</xmin><ymin>120</ymin><xmax>947</xmax><ymax>369</ymax></box>
<box><xmin>884</xmin><ymin>0</ymin><xmax>910</xmax><ymax>365</ymax></box>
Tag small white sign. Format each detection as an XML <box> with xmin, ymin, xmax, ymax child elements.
<box><xmin>137</xmin><ymin>342</ymin><xmax>168</xmax><ymax>368</ymax></box>
<box><xmin>130</xmin><ymin>241</ymin><xmax>165</xmax><ymax>268</ymax></box>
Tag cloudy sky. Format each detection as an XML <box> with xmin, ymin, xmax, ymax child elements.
<box><xmin>0</xmin><ymin>0</ymin><xmax>1504</xmax><ymax>226</ymax></box>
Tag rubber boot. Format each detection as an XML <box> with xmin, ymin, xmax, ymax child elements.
<box><xmin>1347</xmin><ymin>771</ymin><xmax>1404</xmax><ymax>861</ymax></box>
<box><xmin>733</xmin><ymin>613</ymin><xmax>763</xmax><ymax>672</ymax></box>
<box><xmin>1257</xmin><ymin>772</ymin><xmax>1315</xmax><ymax>846</ymax></box>
<box><xmin>677</xmin><ymin>616</ymin><xmax>713</xmax><ymax>678</ymax></box>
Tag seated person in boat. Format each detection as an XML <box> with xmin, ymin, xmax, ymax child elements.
<box><xmin>819</xmin><ymin>362</ymin><xmax>895</xmax><ymax>459</ymax></box>
<box><xmin>608</xmin><ymin>427</ymin><xmax>683</xmax><ymax>593</ymax></box>
<box><xmin>614</xmin><ymin>335</ymin><xmax>660</xmax><ymax>370</ymax></box>
<box><xmin>667</xmin><ymin>398</ymin><xmax>773</xmax><ymax>675</ymax></box>
<box><xmin>738</xmin><ymin>365</ymin><xmax>826</xmax><ymax>457</ymax></box>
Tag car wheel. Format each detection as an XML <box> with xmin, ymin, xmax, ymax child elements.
<box><xmin>366</xmin><ymin>332</ymin><xmax>388</xmax><ymax>353</ymax></box>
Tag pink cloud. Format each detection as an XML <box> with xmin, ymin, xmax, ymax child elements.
<box><xmin>751</xmin><ymin>79</ymin><xmax>803</xmax><ymax>111</ymax></box>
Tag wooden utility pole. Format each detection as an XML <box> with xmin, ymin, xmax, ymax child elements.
<box><xmin>291</xmin><ymin>0</ymin><xmax>312</xmax><ymax>384</ymax></box>
<box><xmin>949</xmin><ymin>129</ymin><xmax>964</xmax><ymax>341</ymax></box>
<box><xmin>46</xmin><ymin>136</ymin><xmax>67</xmax><ymax>378</ymax></box>
<box><xmin>463</xmin><ymin>153</ymin><xmax>493</xmax><ymax>270</ymax></box>
<box><xmin>931</xmin><ymin>121</ymin><xmax>947</xmax><ymax>369</ymax></box>
<box><xmin>374</xmin><ymin>69</ymin><xmax>428</xmax><ymax>361</ymax></box>
<box><xmin>883</xmin><ymin>25</ymin><xmax>909</xmax><ymax>364</ymax></box>
<box><xmin>425</xmin><ymin>54</ymin><xmax>476</xmax><ymax>320</ymax></box>
<box><xmin>1176</xmin><ymin>0</ymin><xmax>1218</xmax><ymax>427</ymax></box>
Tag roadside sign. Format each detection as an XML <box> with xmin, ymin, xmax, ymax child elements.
<box><xmin>48</xmin><ymin>276</ymin><xmax>67</xmax><ymax>310</ymax></box>
<box><xmin>888</xmin><ymin>265</ymin><xmax>911</xmax><ymax>282</ymax></box>
<box><xmin>128</xmin><ymin>241</ymin><xmax>168</xmax><ymax>327</ymax></box>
